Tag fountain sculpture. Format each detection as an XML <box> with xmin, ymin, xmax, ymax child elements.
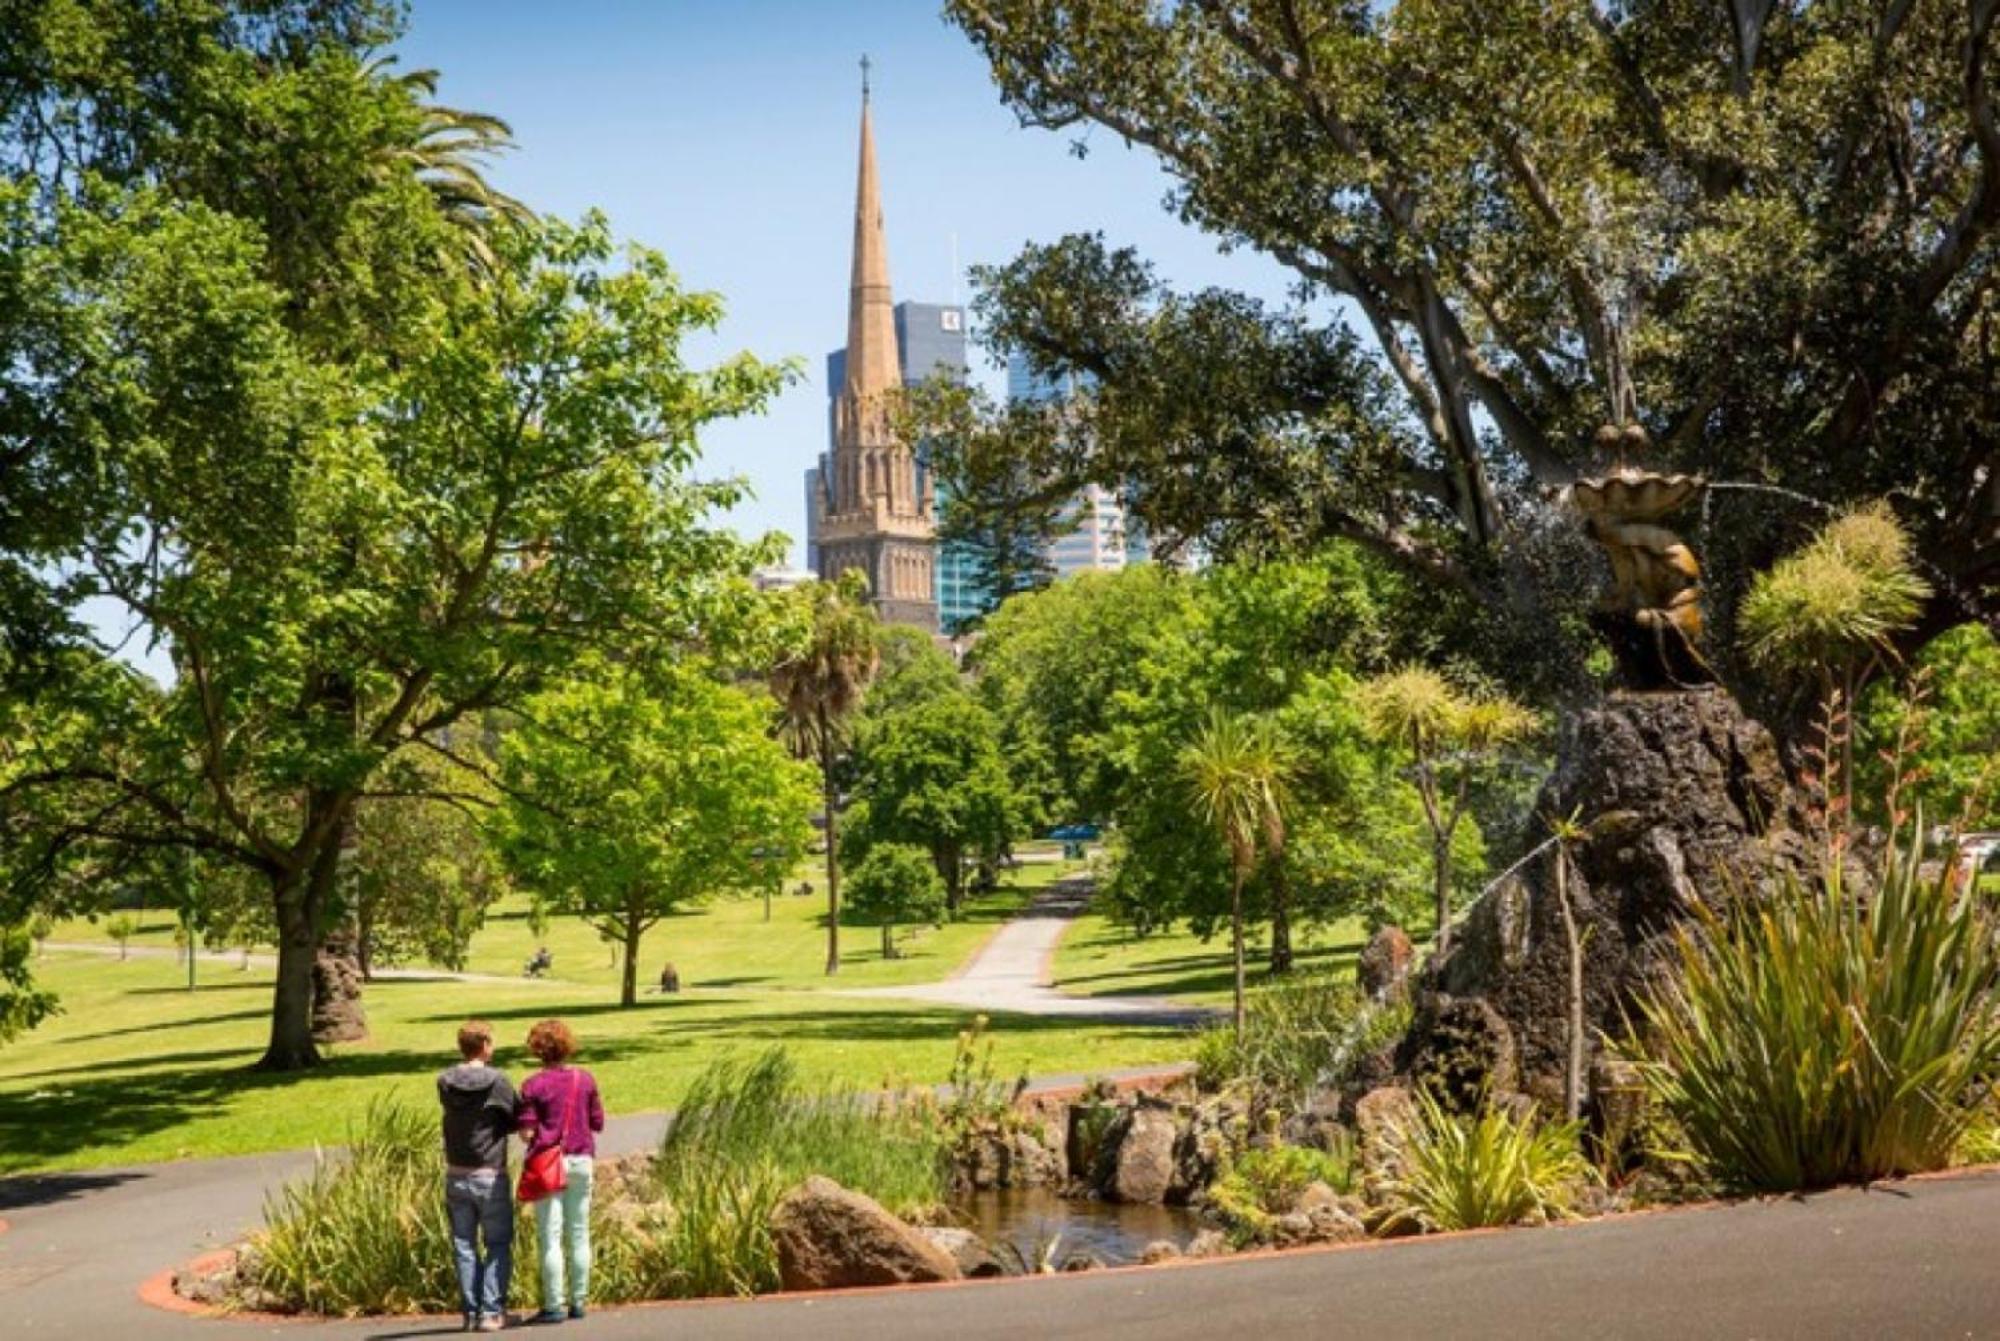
<box><xmin>1568</xmin><ymin>461</ymin><xmax>1717</xmax><ymax>690</ymax></box>
<box><xmin>1390</xmin><ymin>424</ymin><xmax>1825</xmax><ymax>1115</ymax></box>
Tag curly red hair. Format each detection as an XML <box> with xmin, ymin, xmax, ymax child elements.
<box><xmin>526</xmin><ymin>1018</ymin><xmax>577</xmax><ymax>1065</ymax></box>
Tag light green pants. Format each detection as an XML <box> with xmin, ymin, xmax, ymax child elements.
<box><xmin>534</xmin><ymin>1155</ymin><xmax>593</xmax><ymax>1312</ymax></box>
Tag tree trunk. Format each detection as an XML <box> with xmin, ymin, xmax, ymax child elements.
<box><xmin>1433</xmin><ymin>836</ymin><xmax>1454</xmax><ymax>957</ymax></box>
<box><xmin>1554</xmin><ymin>846</ymin><xmax>1585</xmax><ymax>1121</ymax></box>
<box><xmin>939</xmin><ymin>843</ymin><xmax>964</xmax><ymax>917</ymax></box>
<box><xmin>621</xmin><ymin>916</ymin><xmax>642</xmax><ymax>1007</ymax></box>
<box><xmin>1268</xmin><ymin>862</ymin><xmax>1293</xmax><ymax>975</ymax></box>
<box><xmin>881</xmin><ymin>920</ymin><xmax>895</xmax><ymax>960</ymax></box>
<box><xmin>355</xmin><ymin>902</ymin><xmax>374</xmax><ymax>982</ymax></box>
<box><xmin>1230</xmin><ymin>872</ymin><xmax>1247</xmax><ymax>1043</ymax></box>
<box><xmin>821</xmin><ymin>728</ymin><xmax>841</xmax><ymax>976</ymax></box>
<box><xmin>259</xmin><ymin>871</ymin><xmax>321</xmax><ymax>1071</ymax></box>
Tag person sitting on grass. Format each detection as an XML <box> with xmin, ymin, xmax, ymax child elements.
<box><xmin>437</xmin><ymin>1019</ymin><xmax>519</xmax><ymax>1334</ymax></box>
<box><xmin>518</xmin><ymin>1018</ymin><xmax>605</xmax><ymax>1325</ymax></box>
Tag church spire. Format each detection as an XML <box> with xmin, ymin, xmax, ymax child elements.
<box><xmin>845</xmin><ymin>58</ymin><xmax>900</xmax><ymax>400</ymax></box>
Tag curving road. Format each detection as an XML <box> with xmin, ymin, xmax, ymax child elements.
<box><xmin>5</xmin><ymin>1127</ymin><xmax>2000</xmax><ymax>1339</ymax></box>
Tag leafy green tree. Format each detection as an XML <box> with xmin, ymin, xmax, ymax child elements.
<box><xmin>945</xmin><ymin>1</ymin><xmax>1998</xmax><ymax>681</ymax></box>
<box><xmin>1096</xmin><ymin>552</ymin><xmax>1440</xmax><ymax>969</ymax></box>
<box><xmin>845</xmin><ymin>843</ymin><xmax>947</xmax><ymax>961</ymax></box>
<box><xmin>493</xmin><ymin>663</ymin><xmax>815</xmax><ymax>1007</ymax></box>
<box><xmin>0</xmin><ymin>206</ymin><xmax>788</xmax><ymax>1067</ymax></box>
<box><xmin>1180</xmin><ymin>709</ymin><xmax>1296</xmax><ymax>1039</ymax></box>
<box><xmin>350</xmin><ymin>763</ymin><xmax>506</xmax><ymax>979</ymax></box>
<box><xmin>863</xmin><ymin>625</ymin><xmax>965</xmax><ymax>720</ymax></box>
<box><xmin>1358</xmin><ymin>669</ymin><xmax>1537</xmax><ymax>958</ymax></box>
<box><xmin>972</xmin><ymin>565</ymin><xmax>1197</xmax><ymax>824</ymax></box>
<box><xmin>0</xmin><ymin>924</ymin><xmax>57</xmax><ymax>1046</ymax></box>
<box><xmin>1859</xmin><ymin>624</ymin><xmax>2000</xmax><ymax>832</ymax></box>
<box><xmin>769</xmin><ymin>574</ymin><xmax>881</xmax><ymax>975</ymax></box>
<box><xmin>851</xmin><ymin>692</ymin><xmax>1032</xmax><ymax>915</ymax></box>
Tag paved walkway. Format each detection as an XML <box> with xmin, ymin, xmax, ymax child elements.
<box><xmin>5</xmin><ymin>1129</ymin><xmax>1999</xmax><ymax>1339</ymax></box>
<box><xmin>842</xmin><ymin>877</ymin><xmax>1214</xmax><ymax>1026</ymax></box>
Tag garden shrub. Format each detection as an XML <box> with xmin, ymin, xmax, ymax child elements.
<box><xmin>1628</xmin><ymin>837</ymin><xmax>2000</xmax><ymax>1192</ymax></box>
<box><xmin>1208</xmin><ymin>1143</ymin><xmax>1355</xmax><ymax>1245</ymax></box>
<box><xmin>1378</xmin><ymin>1087</ymin><xmax>1591</xmax><ymax>1232</ymax></box>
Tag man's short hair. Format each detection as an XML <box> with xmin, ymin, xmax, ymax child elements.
<box><xmin>457</xmin><ymin>1019</ymin><xmax>495</xmax><ymax>1060</ymax></box>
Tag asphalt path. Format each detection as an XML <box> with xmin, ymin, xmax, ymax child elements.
<box><xmin>6</xmin><ymin>1132</ymin><xmax>2000</xmax><ymax>1339</ymax></box>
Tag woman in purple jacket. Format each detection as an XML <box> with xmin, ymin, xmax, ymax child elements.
<box><xmin>518</xmin><ymin>1018</ymin><xmax>605</xmax><ymax>1323</ymax></box>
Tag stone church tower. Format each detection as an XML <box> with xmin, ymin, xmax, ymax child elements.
<box><xmin>814</xmin><ymin>73</ymin><xmax>938</xmax><ymax>630</ymax></box>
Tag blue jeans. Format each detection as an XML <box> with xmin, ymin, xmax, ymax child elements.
<box><xmin>444</xmin><ymin>1169</ymin><xmax>513</xmax><ymax>1322</ymax></box>
<box><xmin>534</xmin><ymin>1155</ymin><xmax>594</xmax><ymax>1312</ymax></box>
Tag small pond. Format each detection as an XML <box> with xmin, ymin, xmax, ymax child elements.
<box><xmin>955</xmin><ymin>1188</ymin><xmax>1201</xmax><ymax>1268</ymax></box>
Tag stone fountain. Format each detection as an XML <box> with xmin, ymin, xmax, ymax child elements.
<box><xmin>1392</xmin><ymin>430</ymin><xmax>1827</xmax><ymax>1114</ymax></box>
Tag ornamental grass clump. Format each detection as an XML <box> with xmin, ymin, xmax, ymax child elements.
<box><xmin>1379</xmin><ymin>1088</ymin><xmax>1591</xmax><ymax>1233</ymax></box>
<box><xmin>651</xmin><ymin>1048</ymin><xmax>949</xmax><ymax>1297</ymax></box>
<box><xmin>1628</xmin><ymin>836</ymin><xmax>2000</xmax><ymax>1193</ymax></box>
<box><xmin>249</xmin><ymin>1101</ymin><xmax>458</xmax><ymax>1315</ymax></box>
<box><xmin>246</xmin><ymin>1102</ymin><xmax>675</xmax><ymax>1315</ymax></box>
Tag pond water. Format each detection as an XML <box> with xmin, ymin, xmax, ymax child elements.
<box><xmin>954</xmin><ymin>1188</ymin><xmax>1202</xmax><ymax>1268</ymax></box>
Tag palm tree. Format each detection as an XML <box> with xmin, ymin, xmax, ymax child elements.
<box><xmin>366</xmin><ymin>59</ymin><xmax>535</xmax><ymax>278</ymax></box>
<box><xmin>1179</xmin><ymin>708</ymin><xmax>1294</xmax><ymax>1040</ymax></box>
<box><xmin>1359</xmin><ymin>668</ymin><xmax>1535</xmax><ymax>958</ymax></box>
<box><xmin>770</xmin><ymin>574</ymin><xmax>880</xmax><ymax>975</ymax></box>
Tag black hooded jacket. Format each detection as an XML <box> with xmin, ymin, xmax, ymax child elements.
<box><xmin>437</xmin><ymin>1063</ymin><xmax>519</xmax><ymax>1171</ymax></box>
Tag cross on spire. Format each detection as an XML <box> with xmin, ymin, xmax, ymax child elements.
<box><xmin>860</xmin><ymin>53</ymin><xmax>871</xmax><ymax>102</ymax></box>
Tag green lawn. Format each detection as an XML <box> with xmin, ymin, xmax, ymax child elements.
<box><xmin>1051</xmin><ymin>910</ymin><xmax>1374</xmax><ymax>1005</ymax></box>
<box><xmin>6</xmin><ymin>857</ymin><xmax>1193</xmax><ymax>1173</ymax></box>
<box><xmin>51</xmin><ymin>856</ymin><xmax>1058</xmax><ymax>994</ymax></box>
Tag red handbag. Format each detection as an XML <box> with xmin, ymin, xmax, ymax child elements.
<box><xmin>517</xmin><ymin>1141</ymin><xmax>565</xmax><ymax>1203</ymax></box>
<box><xmin>516</xmin><ymin>1071</ymin><xmax>580</xmax><ymax>1203</ymax></box>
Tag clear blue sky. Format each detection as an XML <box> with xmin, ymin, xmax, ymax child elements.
<box><xmin>396</xmin><ymin>0</ymin><xmax>1296</xmax><ymax>565</ymax></box>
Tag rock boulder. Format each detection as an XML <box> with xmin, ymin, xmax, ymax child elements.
<box><xmin>769</xmin><ymin>1177</ymin><xmax>960</xmax><ymax>1291</ymax></box>
<box><xmin>1108</xmin><ymin>1103</ymin><xmax>1179</xmax><ymax>1203</ymax></box>
<box><xmin>1405</xmin><ymin>688</ymin><xmax>1823</xmax><ymax>1105</ymax></box>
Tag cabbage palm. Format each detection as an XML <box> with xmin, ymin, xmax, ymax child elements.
<box><xmin>1359</xmin><ymin>668</ymin><xmax>1535</xmax><ymax>957</ymax></box>
<box><xmin>1740</xmin><ymin>504</ymin><xmax>1931</xmax><ymax>828</ymax></box>
<box><xmin>1180</xmin><ymin>709</ymin><xmax>1294</xmax><ymax>1039</ymax></box>
<box><xmin>770</xmin><ymin>574</ymin><xmax>880</xmax><ymax>974</ymax></box>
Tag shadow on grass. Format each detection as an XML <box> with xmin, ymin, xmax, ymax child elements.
<box><xmin>0</xmin><ymin>1030</ymin><xmax>667</xmax><ymax>1174</ymax></box>
<box><xmin>48</xmin><ymin>1005</ymin><xmax>271</xmax><ymax>1048</ymax></box>
<box><xmin>1056</xmin><ymin>944</ymin><xmax>1365</xmax><ymax>1002</ymax></box>
<box><xmin>0</xmin><ymin>999</ymin><xmax>1186</xmax><ymax>1173</ymax></box>
<box><xmin>0</xmin><ymin>1169</ymin><xmax>149</xmax><ymax>1211</ymax></box>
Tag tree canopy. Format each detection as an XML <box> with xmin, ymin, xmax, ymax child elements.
<box><xmin>945</xmin><ymin>0</ymin><xmax>1999</xmax><ymax>692</ymax></box>
<box><xmin>492</xmin><ymin>663</ymin><xmax>816</xmax><ymax>1007</ymax></box>
<box><xmin>0</xmin><ymin>1</ymin><xmax>792</xmax><ymax>1063</ymax></box>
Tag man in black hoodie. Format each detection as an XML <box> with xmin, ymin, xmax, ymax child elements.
<box><xmin>439</xmin><ymin>1019</ymin><xmax>519</xmax><ymax>1332</ymax></box>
